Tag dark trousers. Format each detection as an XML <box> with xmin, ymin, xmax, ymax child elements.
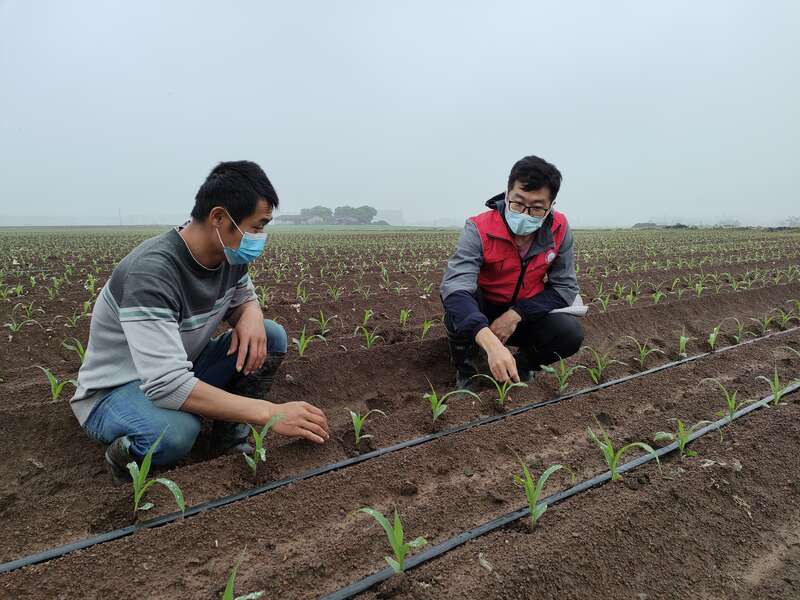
<box><xmin>443</xmin><ymin>292</ymin><xmax>584</xmax><ymax>374</ymax></box>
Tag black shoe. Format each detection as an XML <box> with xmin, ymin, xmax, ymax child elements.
<box><xmin>517</xmin><ymin>368</ymin><xmax>536</xmax><ymax>384</ymax></box>
<box><xmin>226</xmin><ymin>352</ymin><xmax>286</xmax><ymax>400</ymax></box>
<box><xmin>455</xmin><ymin>369</ymin><xmax>480</xmax><ymax>392</ymax></box>
<box><xmin>209</xmin><ymin>422</ymin><xmax>254</xmax><ymax>456</ymax></box>
<box><xmin>105</xmin><ymin>435</ymin><xmax>134</xmax><ymax>486</ymax></box>
<box><xmin>514</xmin><ymin>349</ymin><xmax>539</xmax><ymax>384</ymax></box>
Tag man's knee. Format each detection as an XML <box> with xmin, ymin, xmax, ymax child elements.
<box><xmin>553</xmin><ymin>315</ymin><xmax>584</xmax><ymax>358</ymax></box>
<box><xmin>264</xmin><ymin>319</ymin><xmax>288</xmax><ymax>354</ymax></box>
<box><xmin>136</xmin><ymin>413</ymin><xmax>201</xmax><ymax>465</ymax></box>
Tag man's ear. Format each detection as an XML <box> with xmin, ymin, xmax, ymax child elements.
<box><xmin>209</xmin><ymin>206</ymin><xmax>226</xmax><ymax>228</ymax></box>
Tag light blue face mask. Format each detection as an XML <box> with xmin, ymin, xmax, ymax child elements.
<box><xmin>216</xmin><ymin>210</ymin><xmax>267</xmax><ymax>265</ymax></box>
<box><xmin>504</xmin><ymin>194</ymin><xmax>551</xmax><ymax>236</ymax></box>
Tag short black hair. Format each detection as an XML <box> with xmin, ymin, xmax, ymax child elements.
<box><xmin>507</xmin><ymin>155</ymin><xmax>562</xmax><ymax>202</ymax></box>
<box><xmin>191</xmin><ymin>160</ymin><xmax>279</xmax><ymax>223</ymax></box>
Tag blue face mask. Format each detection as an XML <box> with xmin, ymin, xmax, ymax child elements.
<box><xmin>216</xmin><ymin>210</ymin><xmax>267</xmax><ymax>265</ymax></box>
<box><xmin>504</xmin><ymin>194</ymin><xmax>551</xmax><ymax>236</ymax></box>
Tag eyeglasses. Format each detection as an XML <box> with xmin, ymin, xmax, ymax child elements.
<box><xmin>508</xmin><ymin>200</ymin><xmax>550</xmax><ymax>217</ymax></box>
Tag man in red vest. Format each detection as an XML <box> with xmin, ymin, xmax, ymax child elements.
<box><xmin>440</xmin><ymin>155</ymin><xmax>584</xmax><ymax>388</ymax></box>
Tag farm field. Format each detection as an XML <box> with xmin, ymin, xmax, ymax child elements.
<box><xmin>1</xmin><ymin>225</ymin><xmax>800</xmax><ymax>599</ymax></box>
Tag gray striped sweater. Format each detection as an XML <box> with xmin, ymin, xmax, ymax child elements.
<box><xmin>70</xmin><ymin>223</ymin><xmax>257</xmax><ymax>425</ymax></box>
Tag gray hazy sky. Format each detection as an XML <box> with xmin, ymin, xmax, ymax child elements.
<box><xmin>1</xmin><ymin>1</ymin><xmax>798</xmax><ymax>227</ymax></box>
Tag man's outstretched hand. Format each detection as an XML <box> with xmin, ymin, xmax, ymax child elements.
<box><xmin>475</xmin><ymin>327</ymin><xmax>520</xmax><ymax>383</ymax></box>
<box><xmin>269</xmin><ymin>401</ymin><xmax>330</xmax><ymax>444</ymax></box>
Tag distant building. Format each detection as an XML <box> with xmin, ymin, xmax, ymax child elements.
<box><xmin>632</xmin><ymin>222</ymin><xmax>660</xmax><ymax>229</ymax></box>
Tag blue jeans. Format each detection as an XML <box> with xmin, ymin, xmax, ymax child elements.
<box><xmin>82</xmin><ymin>319</ymin><xmax>288</xmax><ymax>465</ymax></box>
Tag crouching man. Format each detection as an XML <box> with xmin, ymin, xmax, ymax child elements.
<box><xmin>70</xmin><ymin>160</ymin><xmax>329</xmax><ymax>484</ymax></box>
<box><xmin>440</xmin><ymin>155</ymin><xmax>584</xmax><ymax>388</ymax></box>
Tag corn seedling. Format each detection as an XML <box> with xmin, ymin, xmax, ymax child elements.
<box><xmin>222</xmin><ymin>547</ymin><xmax>264</xmax><ymax>600</ymax></box>
<box><xmin>772</xmin><ymin>308</ymin><xmax>796</xmax><ymax>330</ymax></box>
<box><xmin>309</xmin><ymin>310</ymin><xmax>336</xmax><ymax>339</ymax></box>
<box><xmin>703</xmin><ymin>378</ymin><xmax>746</xmax><ymax>422</ymax></box>
<box><xmin>587</xmin><ymin>423</ymin><xmax>661</xmax><ymax>481</ymax></box>
<box><xmin>653</xmin><ymin>418</ymin><xmax>711</xmax><ymax>458</ymax></box>
<box><xmin>355</xmin><ymin>325</ymin><xmax>383</xmax><ymax>349</ymax></box>
<box><xmin>349</xmin><ymin>408</ymin><xmax>386</xmax><ymax>446</ymax></box>
<box><xmin>325</xmin><ymin>283</ymin><xmax>344</xmax><ymax>301</ymax></box>
<box><xmin>750</xmin><ymin>313</ymin><xmax>774</xmax><ymax>337</ymax></box>
<box><xmin>423</xmin><ymin>378</ymin><xmax>480</xmax><ymax>423</ymax></box>
<box><xmin>128</xmin><ymin>430</ymin><xmax>185</xmax><ymax>516</ymax></box>
<box><xmin>36</xmin><ymin>366</ymin><xmax>77</xmax><ymax>400</ymax></box>
<box><xmin>354</xmin><ymin>309</ymin><xmax>375</xmax><ymax>334</ymax></box>
<box><xmin>242</xmin><ymin>415</ymin><xmax>283</xmax><ymax>475</ymax></box>
<box><xmin>510</xmin><ymin>448</ymin><xmax>574</xmax><ymax>529</ymax></box>
<box><xmin>399</xmin><ymin>308</ymin><xmax>412</xmax><ymax>328</ymax></box>
<box><xmin>677</xmin><ymin>329</ymin><xmax>695</xmax><ymax>358</ymax></box>
<box><xmin>292</xmin><ymin>326</ymin><xmax>321</xmax><ymax>357</ymax></box>
<box><xmin>4</xmin><ymin>317</ymin><xmax>40</xmax><ymax>333</ymax></box>
<box><xmin>756</xmin><ymin>366</ymin><xmax>794</xmax><ymax>406</ymax></box>
<box><xmin>707</xmin><ymin>323</ymin><xmax>722</xmax><ymax>351</ymax></box>
<box><xmin>626</xmin><ymin>336</ymin><xmax>665</xmax><ymax>370</ymax></box>
<box><xmin>729</xmin><ymin>318</ymin><xmax>749</xmax><ymax>344</ymax></box>
<box><xmin>62</xmin><ymin>337</ymin><xmax>86</xmax><ymax>364</ymax></box>
<box><xmin>582</xmin><ymin>346</ymin><xmax>626</xmax><ymax>384</ymax></box>
<box><xmin>593</xmin><ymin>293</ymin><xmax>611</xmax><ymax>312</ymax></box>
<box><xmin>420</xmin><ymin>318</ymin><xmax>434</xmax><ymax>341</ymax></box>
<box><xmin>540</xmin><ymin>356</ymin><xmax>585</xmax><ymax>393</ymax></box>
<box><xmin>469</xmin><ymin>373</ymin><xmax>528</xmax><ymax>408</ymax></box>
<box><xmin>358</xmin><ymin>507</ymin><xmax>427</xmax><ymax>573</ymax></box>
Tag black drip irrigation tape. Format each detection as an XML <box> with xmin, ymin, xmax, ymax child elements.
<box><xmin>0</xmin><ymin>326</ymin><xmax>797</xmax><ymax>574</ymax></box>
<box><xmin>321</xmin><ymin>380</ymin><xmax>800</xmax><ymax>600</ymax></box>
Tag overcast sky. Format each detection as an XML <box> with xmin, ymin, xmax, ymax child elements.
<box><xmin>1</xmin><ymin>1</ymin><xmax>798</xmax><ymax>227</ymax></box>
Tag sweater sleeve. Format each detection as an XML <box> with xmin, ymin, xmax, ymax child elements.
<box><xmin>440</xmin><ymin>220</ymin><xmax>489</xmax><ymax>340</ymax></box>
<box><xmin>118</xmin><ymin>268</ymin><xmax>199</xmax><ymax>410</ymax></box>
<box><xmin>224</xmin><ymin>268</ymin><xmax>258</xmax><ymax>321</ymax></box>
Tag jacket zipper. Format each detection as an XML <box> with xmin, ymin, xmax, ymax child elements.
<box><xmin>510</xmin><ymin>255</ymin><xmax>531</xmax><ymax>304</ymax></box>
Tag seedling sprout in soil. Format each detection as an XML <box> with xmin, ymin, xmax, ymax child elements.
<box><xmin>540</xmin><ymin>356</ymin><xmax>585</xmax><ymax>393</ymax></box>
<box><xmin>707</xmin><ymin>323</ymin><xmax>723</xmax><ymax>351</ymax></box>
<box><xmin>510</xmin><ymin>448</ymin><xmax>575</xmax><ymax>529</ymax></box>
<box><xmin>587</xmin><ymin>422</ymin><xmax>661</xmax><ymax>482</ymax></box>
<box><xmin>62</xmin><ymin>337</ymin><xmax>86</xmax><ymax>364</ymax></box>
<box><xmin>128</xmin><ymin>430</ymin><xmax>185</xmax><ymax>518</ymax></box>
<box><xmin>358</xmin><ymin>507</ymin><xmax>427</xmax><ymax>573</ymax></box>
<box><xmin>653</xmin><ymin>418</ymin><xmax>711</xmax><ymax>458</ymax></box>
<box><xmin>36</xmin><ymin>365</ymin><xmax>77</xmax><ymax>400</ymax></box>
<box><xmin>583</xmin><ymin>346</ymin><xmax>626</xmax><ymax>384</ymax></box>
<box><xmin>702</xmin><ymin>377</ymin><xmax>747</xmax><ymax>422</ymax></box>
<box><xmin>423</xmin><ymin>377</ymin><xmax>481</xmax><ymax>423</ymax></box>
<box><xmin>756</xmin><ymin>366</ymin><xmax>796</xmax><ymax>406</ymax></box>
<box><xmin>469</xmin><ymin>373</ymin><xmax>528</xmax><ymax>408</ymax></box>
<box><xmin>626</xmin><ymin>336</ymin><xmax>665</xmax><ymax>370</ymax></box>
<box><xmin>354</xmin><ymin>325</ymin><xmax>383</xmax><ymax>349</ymax></box>
<box><xmin>348</xmin><ymin>408</ymin><xmax>387</xmax><ymax>447</ymax></box>
<box><xmin>242</xmin><ymin>415</ymin><xmax>283</xmax><ymax>475</ymax></box>
<box><xmin>222</xmin><ymin>546</ymin><xmax>264</xmax><ymax>600</ymax></box>
<box><xmin>677</xmin><ymin>329</ymin><xmax>695</xmax><ymax>358</ymax></box>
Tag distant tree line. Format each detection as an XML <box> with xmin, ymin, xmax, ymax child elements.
<box><xmin>276</xmin><ymin>205</ymin><xmax>381</xmax><ymax>225</ymax></box>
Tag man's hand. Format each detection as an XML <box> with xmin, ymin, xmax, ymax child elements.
<box><xmin>227</xmin><ymin>301</ymin><xmax>267</xmax><ymax>375</ymax></box>
<box><xmin>475</xmin><ymin>327</ymin><xmax>520</xmax><ymax>383</ymax></box>
<box><xmin>489</xmin><ymin>309</ymin><xmax>521</xmax><ymax>344</ymax></box>
<box><xmin>268</xmin><ymin>401</ymin><xmax>330</xmax><ymax>444</ymax></box>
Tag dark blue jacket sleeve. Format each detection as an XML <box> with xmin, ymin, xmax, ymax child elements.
<box><xmin>442</xmin><ymin>290</ymin><xmax>489</xmax><ymax>340</ymax></box>
<box><xmin>511</xmin><ymin>285</ymin><xmax>568</xmax><ymax>323</ymax></box>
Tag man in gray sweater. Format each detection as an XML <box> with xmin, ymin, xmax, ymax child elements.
<box><xmin>71</xmin><ymin>161</ymin><xmax>329</xmax><ymax>484</ymax></box>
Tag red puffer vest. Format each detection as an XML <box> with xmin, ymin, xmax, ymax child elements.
<box><xmin>469</xmin><ymin>207</ymin><xmax>567</xmax><ymax>304</ymax></box>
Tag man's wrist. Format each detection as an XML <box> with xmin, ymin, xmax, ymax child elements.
<box><xmin>475</xmin><ymin>327</ymin><xmax>502</xmax><ymax>352</ymax></box>
<box><xmin>508</xmin><ymin>306</ymin><xmax>524</xmax><ymax>323</ymax></box>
